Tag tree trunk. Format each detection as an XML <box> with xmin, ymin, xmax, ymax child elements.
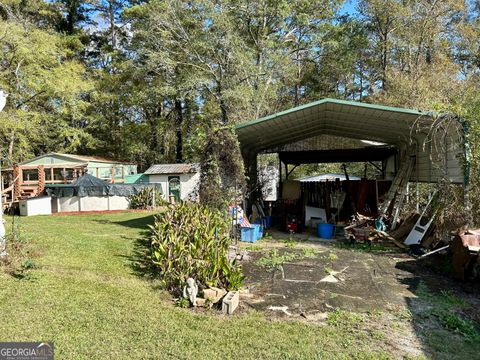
<box><xmin>175</xmin><ymin>99</ymin><xmax>183</xmax><ymax>163</ymax></box>
<box><xmin>108</xmin><ymin>0</ymin><xmax>117</xmax><ymax>49</ymax></box>
<box><xmin>220</xmin><ymin>98</ymin><xmax>228</xmax><ymax>124</ymax></box>
<box><xmin>8</xmin><ymin>132</ymin><xmax>14</xmax><ymax>164</ymax></box>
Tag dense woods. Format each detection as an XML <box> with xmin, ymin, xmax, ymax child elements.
<box><xmin>0</xmin><ymin>0</ymin><xmax>479</xmax><ymax>215</ymax></box>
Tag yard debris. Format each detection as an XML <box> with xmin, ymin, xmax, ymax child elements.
<box><xmin>419</xmin><ymin>245</ymin><xmax>450</xmax><ymax>258</ymax></box>
<box><xmin>266</xmin><ymin>293</ymin><xmax>286</xmax><ymax>299</ymax></box>
<box><xmin>344</xmin><ymin>213</ymin><xmax>407</xmax><ymax>249</ymax></box>
<box><xmin>320</xmin><ymin>267</ymin><xmax>348</xmax><ymax>283</ymax></box>
<box><xmin>300</xmin><ymin>311</ymin><xmax>328</xmax><ymax>322</ymax></box>
<box><xmin>268</xmin><ymin>306</ymin><xmax>292</xmax><ymax>316</ymax></box>
<box><xmin>451</xmin><ymin>229</ymin><xmax>480</xmax><ymax>281</ymax></box>
<box><xmin>319</xmin><ymin>274</ymin><xmax>339</xmax><ymax>283</ymax></box>
<box><xmin>389</xmin><ymin>213</ymin><xmax>420</xmax><ymax>242</ymax></box>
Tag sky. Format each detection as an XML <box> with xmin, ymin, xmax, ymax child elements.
<box><xmin>340</xmin><ymin>0</ymin><xmax>359</xmax><ymax>16</ymax></box>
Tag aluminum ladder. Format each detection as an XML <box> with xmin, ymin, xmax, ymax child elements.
<box><xmin>379</xmin><ymin>155</ymin><xmax>416</xmax><ymax>229</ymax></box>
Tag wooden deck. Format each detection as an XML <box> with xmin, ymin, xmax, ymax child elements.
<box><xmin>2</xmin><ymin>163</ymin><xmax>129</xmax><ymax>209</ymax></box>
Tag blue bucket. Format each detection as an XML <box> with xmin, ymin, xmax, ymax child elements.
<box><xmin>317</xmin><ymin>223</ymin><xmax>335</xmax><ymax>239</ymax></box>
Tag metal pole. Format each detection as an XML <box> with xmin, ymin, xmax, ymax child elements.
<box><xmin>0</xmin><ymin>90</ymin><xmax>8</xmax><ymax>257</ymax></box>
<box><xmin>152</xmin><ymin>187</ymin><xmax>156</xmax><ymax>208</ymax></box>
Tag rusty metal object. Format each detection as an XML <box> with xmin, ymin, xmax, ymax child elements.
<box><xmin>451</xmin><ymin>230</ymin><xmax>480</xmax><ymax>281</ymax></box>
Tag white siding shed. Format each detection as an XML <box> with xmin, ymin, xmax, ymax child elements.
<box><xmin>144</xmin><ymin>163</ymin><xmax>200</xmax><ymax>201</ymax></box>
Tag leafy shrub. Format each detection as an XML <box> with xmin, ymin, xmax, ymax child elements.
<box><xmin>148</xmin><ymin>203</ymin><xmax>244</xmax><ymax>291</ymax></box>
<box><xmin>128</xmin><ymin>187</ymin><xmax>165</xmax><ymax>209</ymax></box>
<box><xmin>0</xmin><ymin>220</ymin><xmax>34</xmax><ymax>276</ymax></box>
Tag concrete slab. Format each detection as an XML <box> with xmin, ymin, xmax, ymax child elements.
<box><xmin>241</xmin><ymin>239</ymin><xmax>416</xmax><ymax>316</ymax></box>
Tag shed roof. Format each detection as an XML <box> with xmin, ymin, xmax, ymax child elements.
<box><xmin>144</xmin><ymin>163</ymin><xmax>199</xmax><ymax>175</ymax></box>
<box><xmin>236</xmin><ymin>98</ymin><xmax>433</xmax><ymax>154</ymax></box>
<box><xmin>19</xmin><ymin>153</ymin><xmax>135</xmax><ymax>165</ymax></box>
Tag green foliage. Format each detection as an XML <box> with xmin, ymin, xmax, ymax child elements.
<box><xmin>324</xmin><ymin>266</ymin><xmax>334</xmax><ymax>274</ymax></box>
<box><xmin>199</xmin><ymin>126</ymin><xmax>245</xmax><ymax>209</ymax></box>
<box><xmin>175</xmin><ymin>297</ymin><xmax>190</xmax><ymax>309</ymax></box>
<box><xmin>244</xmin><ymin>244</ymin><xmax>264</xmax><ymax>252</ymax></box>
<box><xmin>128</xmin><ymin>187</ymin><xmax>165</xmax><ymax>209</ymax></box>
<box><xmin>283</xmin><ymin>238</ymin><xmax>297</xmax><ymax>248</ymax></box>
<box><xmin>148</xmin><ymin>203</ymin><xmax>244</xmax><ymax>291</ymax></box>
<box><xmin>0</xmin><ymin>218</ymin><xmax>33</xmax><ymax>276</ymax></box>
<box><xmin>3</xmin><ymin>0</ymin><xmax>480</xmax><ymax>233</ymax></box>
<box><xmin>324</xmin><ymin>252</ymin><xmax>338</xmax><ymax>261</ymax></box>
<box><xmin>2</xmin><ymin>213</ymin><xmax>437</xmax><ymax>360</ymax></box>
<box><xmin>416</xmin><ymin>281</ymin><xmax>479</xmax><ymax>341</ymax></box>
<box><xmin>302</xmin><ymin>248</ymin><xmax>319</xmax><ymax>258</ymax></box>
<box><xmin>433</xmin><ymin>310</ymin><xmax>480</xmax><ymax>341</ymax></box>
<box><xmin>257</xmin><ymin>249</ymin><xmax>298</xmax><ymax>272</ymax></box>
<box><xmin>327</xmin><ymin>309</ymin><xmax>366</xmax><ymax>327</ymax></box>
<box><xmin>0</xmin><ymin>19</ymin><xmax>94</xmax><ymax>164</ymax></box>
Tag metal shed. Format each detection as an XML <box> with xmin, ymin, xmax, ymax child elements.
<box><xmin>236</xmin><ymin>98</ymin><xmax>468</xmax><ymax>192</ymax></box>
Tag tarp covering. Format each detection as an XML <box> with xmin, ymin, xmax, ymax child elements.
<box><xmin>45</xmin><ymin>173</ymin><xmax>162</xmax><ymax>198</ymax></box>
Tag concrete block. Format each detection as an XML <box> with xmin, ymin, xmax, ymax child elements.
<box><xmin>203</xmin><ymin>287</ymin><xmax>227</xmax><ymax>303</ymax></box>
<box><xmin>196</xmin><ymin>298</ymin><xmax>206</xmax><ymax>307</ymax></box>
<box><xmin>210</xmin><ymin>286</ymin><xmax>227</xmax><ymax>299</ymax></box>
<box><xmin>203</xmin><ymin>289</ymin><xmax>217</xmax><ymax>301</ymax></box>
<box><xmin>222</xmin><ymin>291</ymin><xmax>239</xmax><ymax>315</ymax></box>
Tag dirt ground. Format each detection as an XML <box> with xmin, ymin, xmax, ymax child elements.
<box><xmin>235</xmin><ymin>229</ymin><xmax>480</xmax><ymax>359</ymax></box>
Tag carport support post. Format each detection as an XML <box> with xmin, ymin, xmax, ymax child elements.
<box><xmin>278</xmin><ymin>157</ymin><xmax>282</xmax><ymax>199</ymax></box>
<box><xmin>244</xmin><ymin>153</ymin><xmax>258</xmax><ymax>215</ymax></box>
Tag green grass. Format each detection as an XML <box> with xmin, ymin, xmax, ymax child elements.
<box><xmin>0</xmin><ymin>212</ymin><xmax>395</xmax><ymax>359</ymax></box>
<box><xmin>334</xmin><ymin>241</ymin><xmax>394</xmax><ymax>253</ymax></box>
<box><xmin>411</xmin><ymin>281</ymin><xmax>480</xmax><ymax>359</ymax></box>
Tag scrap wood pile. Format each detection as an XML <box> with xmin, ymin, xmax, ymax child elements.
<box><xmin>344</xmin><ymin>213</ymin><xmax>407</xmax><ymax>249</ymax></box>
<box><xmin>345</xmin><ymin>211</ymin><xmax>450</xmax><ymax>251</ymax></box>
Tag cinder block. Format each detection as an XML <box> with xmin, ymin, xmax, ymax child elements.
<box><xmin>210</xmin><ymin>286</ymin><xmax>227</xmax><ymax>299</ymax></box>
<box><xmin>222</xmin><ymin>291</ymin><xmax>239</xmax><ymax>315</ymax></box>
<box><xmin>203</xmin><ymin>289</ymin><xmax>217</xmax><ymax>301</ymax></box>
<box><xmin>203</xmin><ymin>287</ymin><xmax>227</xmax><ymax>303</ymax></box>
<box><xmin>196</xmin><ymin>298</ymin><xmax>206</xmax><ymax>307</ymax></box>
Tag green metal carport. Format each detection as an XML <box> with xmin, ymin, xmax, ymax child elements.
<box><xmin>235</xmin><ymin>98</ymin><xmax>468</xmax><ymax>200</ymax></box>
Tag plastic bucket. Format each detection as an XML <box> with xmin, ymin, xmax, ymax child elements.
<box><xmin>317</xmin><ymin>223</ymin><xmax>335</xmax><ymax>239</ymax></box>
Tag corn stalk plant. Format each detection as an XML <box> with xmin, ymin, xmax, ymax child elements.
<box><xmin>148</xmin><ymin>203</ymin><xmax>244</xmax><ymax>292</ymax></box>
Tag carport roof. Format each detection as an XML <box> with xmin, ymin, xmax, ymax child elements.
<box><xmin>235</xmin><ymin>98</ymin><xmax>434</xmax><ymax>154</ymax></box>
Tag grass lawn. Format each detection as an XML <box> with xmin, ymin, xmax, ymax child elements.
<box><xmin>0</xmin><ymin>212</ymin><xmax>476</xmax><ymax>359</ymax></box>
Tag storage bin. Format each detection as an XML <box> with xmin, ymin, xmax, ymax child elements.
<box><xmin>240</xmin><ymin>227</ymin><xmax>257</xmax><ymax>242</ymax></box>
<box><xmin>251</xmin><ymin>224</ymin><xmax>263</xmax><ymax>240</ymax></box>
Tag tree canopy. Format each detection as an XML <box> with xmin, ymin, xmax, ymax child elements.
<box><xmin>1</xmin><ymin>0</ymin><xmax>479</xmax><ymax>214</ymax></box>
